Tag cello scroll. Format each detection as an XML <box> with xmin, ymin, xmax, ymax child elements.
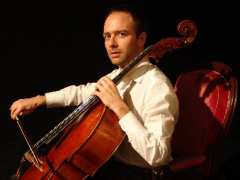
<box><xmin>149</xmin><ymin>19</ymin><xmax>198</xmax><ymax>61</ymax></box>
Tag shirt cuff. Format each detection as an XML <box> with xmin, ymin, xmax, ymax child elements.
<box><xmin>119</xmin><ymin>111</ymin><xmax>146</xmax><ymax>135</ymax></box>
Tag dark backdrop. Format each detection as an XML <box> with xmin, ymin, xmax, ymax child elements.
<box><xmin>0</xmin><ymin>1</ymin><xmax>239</xmax><ymax>179</ymax></box>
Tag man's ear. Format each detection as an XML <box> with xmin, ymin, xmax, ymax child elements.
<box><xmin>138</xmin><ymin>32</ymin><xmax>147</xmax><ymax>48</ymax></box>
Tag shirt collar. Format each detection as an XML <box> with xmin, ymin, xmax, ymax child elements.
<box><xmin>121</xmin><ymin>58</ymin><xmax>152</xmax><ymax>84</ymax></box>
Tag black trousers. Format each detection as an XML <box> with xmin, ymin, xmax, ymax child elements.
<box><xmin>87</xmin><ymin>158</ymin><xmax>159</xmax><ymax>180</ymax></box>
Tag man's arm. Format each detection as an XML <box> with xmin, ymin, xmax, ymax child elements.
<box><xmin>94</xmin><ymin>75</ymin><xmax>179</xmax><ymax>167</ymax></box>
<box><xmin>10</xmin><ymin>83</ymin><xmax>97</xmax><ymax>120</ymax></box>
<box><xmin>118</xmin><ymin>79</ymin><xmax>179</xmax><ymax>167</ymax></box>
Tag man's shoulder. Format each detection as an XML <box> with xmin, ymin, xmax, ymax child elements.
<box><xmin>144</xmin><ymin>63</ymin><xmax>172</xmax><ymax>85</ymax></box>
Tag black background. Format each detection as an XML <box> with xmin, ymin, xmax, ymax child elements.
<box><xmin>0</xmin><ymin>1</ymin><xmax>239</xmax><ymax>179</ymax></box>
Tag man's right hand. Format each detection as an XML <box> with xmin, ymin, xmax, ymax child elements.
<box><xmin>24</xmin><ymin>151</ymin><xmax>44</xmax><ymax>172</ymax></box>
<box><xmin>10</xmin><ymin>95</ymin><xmax>46</xmax><ymax>120</ymax></box>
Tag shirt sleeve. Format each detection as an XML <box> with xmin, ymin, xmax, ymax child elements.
<box><xmin>45</xmin><ymin>83</ymin><xmax>96</xmax><ymax>108</ymax></box>
<box><xmin>119</xmin><ymin>79</ymin><xmax>179</xmax><ymax>167</ymax></box>
<box><xmin>44</xmin><ymin>69</ymin><xmax>119</xmax><ymax>108</ymax></box>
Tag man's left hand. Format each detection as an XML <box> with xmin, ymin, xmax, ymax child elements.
<box><xmin>94</xmin><ymin>76</ymin><xmax>129</xmax><ymax>119</ymax></box>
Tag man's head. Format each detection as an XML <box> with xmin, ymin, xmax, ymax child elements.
<box><xmin>103</xmin><ymin>5</ymin><xmax>147</xmax><ymax>68</ymax></box>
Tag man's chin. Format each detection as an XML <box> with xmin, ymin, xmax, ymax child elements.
<box><xmin>110</xmin><ymin>57</ymin><xmax>130</xmax><ymax>68</ymax></box>
<box><xmin>111</xmin><ymin>58</ymin><xmax>122</xmax><ymax>66</ymax></box>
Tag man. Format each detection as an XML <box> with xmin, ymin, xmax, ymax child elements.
<box><xmin>10</xmin><ymin>5</ymin><xmax>179</xmax><ymax>180</ymax></box>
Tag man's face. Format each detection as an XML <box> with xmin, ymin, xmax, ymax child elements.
<box><xmin>103</xmin><ymin>11</ymin><xmax>145</xmax><ymax>68</ymax></box>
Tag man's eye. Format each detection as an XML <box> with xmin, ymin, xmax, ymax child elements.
<box><xmin>119</xmin><ymin>32</ymin><xmax>127</xmax><ymax>37</ymax></box>
<box><xmin>104</xmin><ymin>34</ymin><xmax>111</xmax><ymax>40</ymax></box>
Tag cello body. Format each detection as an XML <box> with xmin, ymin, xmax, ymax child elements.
<box><xmin>19</xmin><ymin>102</ymin><xmax>125</xmax><ymax>180</ymax></box>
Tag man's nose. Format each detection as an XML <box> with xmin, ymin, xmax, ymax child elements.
<box><xmin>109</xmin><ymin>36</ymin><xmax>118</xmax><ymax>48</ymax></box>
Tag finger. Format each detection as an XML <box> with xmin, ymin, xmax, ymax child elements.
<box><xmin>98</xmin><ymin>76</ymin><xmax>110</xmax><ymax>85</ymax></box>
<box><xmin>97</xmin><ymin>77</ymin><xmax>104</xmax><ymax>84</ymax></box>
<box><xmin>11</xmin><ymin>108</ymin><xmax>18</xmax><ymax>120</ymax></box>
<box><xmin>10</xmin><ymin>102</ymin><xmax>21</xmax><ymax>119</ymax></box>
<box><xmin>98</xmin><ymin>78</ymin><xmax>107</xmax><ymax>88</ymax></box>
<box><xmin>98</xmin><ymin>79</ymin><xmax>115</xmax><ymax>95</ymax></box>
<box><xmin>93</xmin><ymin>90</ymin><xmax>103</xmax><ymax>100</ymax></box>
<box><xmin>24</xmin><ymin>152</ymin><xmax>43</xmax><ymax>172</ymax></box>
<box><xmin>33</xmin><ymin>160</ymin><xmax>43</xmax><ymax>172</ymax></box>
<box><xmin>101</xmin><ymin>77</ymin><xmax>115</xmax><ymax>88</ymax></box>
<box><xmin>10</xmin><ymin>100</ymin><xmax>19</xmax><ymax>110</ymax></box>
<box><xmin>9</xmin><ymin>104</ymin><xmax>14</xmax><ymax>111</ymax></box>
<box><xmin>24</xmin><ymin>152</ymin><xmax>34</xmax><ymax>163</ymax></box>
<box><xmin>10</xmin><ymin>102</ymin><xmax>17</xmax><ymax>113</ymax></box>
<box><xmin>10</xmin><ymin>107</ymin><xmax>16</xmax><ymax>119</ymax></box>
<box><xmin>13</xmin><ymin>109</ymin><xmax>22</xmax><ymax>120</ymax></box>
<box><xmin>97</xmin><ymin>83</ymin><xmax>113</xmax><ymax>96</ymax></box>
<box><xmin>95</xmin><ymin>83</ymin><xmax>104</xmax><ymax>92</ymax></box>
<box><xmin>12</xmin><ymin>108</ymin><xmax>25</xmax><ymax>120</ymax></box>
<box><xmin>96</xmin><ymin>81</ymin><xmax>111</xmax><ymax>94</ymax></box>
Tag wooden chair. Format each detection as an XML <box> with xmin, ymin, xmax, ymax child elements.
<box><xmin>160</xmin><ymin>62</ymin><xmax>238</xmax><ymax>179</ymax></box>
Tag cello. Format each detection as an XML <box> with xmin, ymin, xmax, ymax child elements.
<box><xmin>14</xmin><ymin>19</ymin><xmax>197</xmax><ymax>179</ymax></box>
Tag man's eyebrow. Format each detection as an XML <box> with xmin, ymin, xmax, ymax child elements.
<box><xmin>103</xmin><ymin>32</ymin><xmax>109</xmax><ymax>36</ymax></box>
<box><xmin>103</xmin><ymin>30</ymin><xmax>128</xmax><ymax>35</ymax></box>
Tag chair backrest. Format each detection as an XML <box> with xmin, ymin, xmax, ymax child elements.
<box><xmin>171</xmin><ymin>62</ymin><xmax>238</xmax><ymax>157</ymax></box>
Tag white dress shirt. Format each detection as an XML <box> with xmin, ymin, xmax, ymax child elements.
<box><xmin>45</xmin><ymin>60</ymin><xmax>179</xmax><ymax>168</ymax></box>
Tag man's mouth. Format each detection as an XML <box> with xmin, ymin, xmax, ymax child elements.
<box><xmin>110</xmin><ymin>52</ymin><xmax>121</xmax><ymax>58</ymax></box>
